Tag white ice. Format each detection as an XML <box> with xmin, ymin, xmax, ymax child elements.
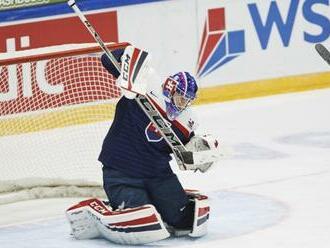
<box><xmin>1</xmin><ymin>88</ymin><xmax>330</xmax><ymax>248</ymax></box>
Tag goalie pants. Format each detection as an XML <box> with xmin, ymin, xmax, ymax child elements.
<box><xmin>102</xmin><ymin>167</ymin><xmax>194</xmax><ymax>229</ymax></box>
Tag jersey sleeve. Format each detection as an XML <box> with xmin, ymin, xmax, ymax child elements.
<box><xmin>100</xmin><ymin>49</ymin><xmax>125</xmax><ymax>79</ymax></box>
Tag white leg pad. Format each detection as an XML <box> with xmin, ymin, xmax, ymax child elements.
<box><xmin>66</xmin><ymin>203</ymin><xmax>101</xmax><ymax>239</ymax></box>
<box><xmin>66</xmin><ymin>198</ymin><xmax>170</xmax><ymax>245</ymax></box>
<box><xmin>189</xmin><ymin>194</ymin><xmax>210</xmax><ymax>237</ymax></box>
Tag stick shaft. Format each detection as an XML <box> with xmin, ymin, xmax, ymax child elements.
<box><xmin>67</xmin><ymin>0</ymin><xmax>190</xmax><ymax>168</ymax></box>
<box><xmin>67</xmin><ymin>0</ymin><xmax>121</xmax><ymax>72</ymax></box>
<box><xmin>315</xmin><ymin>43</ymin><xmax>330</xmax><ymax>65</ymax></box>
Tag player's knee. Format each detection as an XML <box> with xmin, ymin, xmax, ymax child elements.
<box><xmin>102</xmin><ymin>168</ymin><xmax>150</xmax><ymax>209</ymax></box>
<box><xmin>106</xmin><ymin>185</ymin><xmax>150</xmax><ymax>209</ymax></box>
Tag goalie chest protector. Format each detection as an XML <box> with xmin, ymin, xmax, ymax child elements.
<box><xmin>98</xmin><ymin>95</ymin><xmax>195</xmax><ymax>178</ymax></box>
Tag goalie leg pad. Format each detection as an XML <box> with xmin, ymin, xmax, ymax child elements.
<box><xmin>66</xmin><ymin>199</ymin><xmax>103</xmax><ymax>239</ymax></box>
<box><xmin>66</xmin><ymin>198</ymin><xmax>170</xmax><ymax>245</ymax></box>
<box><xmin>165</xmin><ymin>190</ymin><xmax>210</xmax><ymax>238</ymax></box>
<box><xmin>188</xmin><ymin>192</ymin><xmax>210</xmax><ymax>237</ymax></box>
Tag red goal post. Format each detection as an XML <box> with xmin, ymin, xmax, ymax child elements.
<box><xmin>0</xmin><ymin>42</ymin><xmax>129</xmax><ymax>204</ymax></box>
<box><xmin>0</xmin><ymin>42</ymin><xmax>129</xmax><ymax>66</ymax></box>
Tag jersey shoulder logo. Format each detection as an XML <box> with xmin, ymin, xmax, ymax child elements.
<box><xmin>145</xmin><ymin>122</ymin><xmax>163</xmax><ymax>142</ymax></box>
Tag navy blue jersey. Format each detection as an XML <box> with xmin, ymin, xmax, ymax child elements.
<box><xmin>98</xmin><ymin>52</ymin><xmax>198</xmax><ymax>178</ymax></box>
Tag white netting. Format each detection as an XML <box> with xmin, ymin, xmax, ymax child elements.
<box><xmin>0</xmin><ymin>43</ymin><xmax>128</xmax><ymax>204</ymax></box>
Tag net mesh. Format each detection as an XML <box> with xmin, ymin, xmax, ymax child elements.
<box><xmin>0</xmin><ymin>43</ymin><xmax>127</xmax><ymax>203</ymax></box>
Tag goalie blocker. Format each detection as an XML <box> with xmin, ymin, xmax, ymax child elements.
<box><xmin>66</xmin><ymin>191</ymin><xmax>209</xmax><ymax>245</ymax></box>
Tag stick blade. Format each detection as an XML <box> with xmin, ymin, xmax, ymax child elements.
<box><xmin>315</xmin><ymin>43</ymin><xmax>330</xmax><ymax>65</ymax></box>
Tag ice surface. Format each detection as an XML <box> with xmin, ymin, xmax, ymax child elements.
<box><xmin>0</xmin><ymin>191</ymin><xmax>287</xmax><ymax>248</ymax></box>
<box><xmin>1</xmin><ymin>89</ymin><xmax>330</xmax><ymax>247</ymax></box>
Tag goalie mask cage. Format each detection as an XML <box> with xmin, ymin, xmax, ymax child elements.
<box><xmin>0</xmin><ymin>42</ymin><xmax>129</xmax><ymax>204</ymax></box>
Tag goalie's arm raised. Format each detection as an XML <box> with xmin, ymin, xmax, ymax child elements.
<box><xmin>101</xmin><ymin>46</ymin><xmax>151</xmax><ymax>99</ymax></box>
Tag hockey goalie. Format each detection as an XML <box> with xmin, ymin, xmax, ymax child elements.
<box><xmin>66</xmin><ymin>45</ymin><xmax>221</xmax><ymax>245</ymax></box>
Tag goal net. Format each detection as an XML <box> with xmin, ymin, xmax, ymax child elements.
<box><xmin>0</xmin><ymin>42</ymin><xmax>129</xmax><ymax>204</ymax></box>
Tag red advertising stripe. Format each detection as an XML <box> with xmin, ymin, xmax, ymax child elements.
<box><xmin>0</xmin><ymin>11</ymin><xmax>120</xmax><ymax>116</ymax></box>
<box><xmin>208</xmin><ymin>8</ymin><xmax>226</xmax><ymax>32</ymax></box>
<box><xmin>0</xmin><ymin>57</ymin><xmax>121</xmax><ymax>116</ymax></box>
<box><xmin>197</xmin><ymin>33</ymin><xmax>223</xmax><ymax>74</ymax></box>
<box><xmin>0</xmin><ymin>11</ymin><xmax>118</xmax><ymax>52</ymax></box>
<box><xmin>197</xmin><ymin>22</ymin><xmax>207</xmax><ymax>65</ymax></box>
<box><xmin>197</xmin><ymin>8</ymin><xmax>226</xmax><ymax>74</ymax></box>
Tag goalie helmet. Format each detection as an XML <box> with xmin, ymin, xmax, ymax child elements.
<box><xmin>162</xmin><ymin>71</ymin><xmax>198</xmax><ymax>120</ymax></box>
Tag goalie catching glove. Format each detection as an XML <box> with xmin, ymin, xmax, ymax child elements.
<box><xmin>117</xmin><ymin>45</ymin><xmax>152</xmax><ymax>98</ymax></box>
<box><xmin>184</xmin><ymin>134</ymin><xmax>220</xmax><ymax>172</ymax></box>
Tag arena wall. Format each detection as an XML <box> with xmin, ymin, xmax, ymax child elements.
<box><xmin>1</xmin><ymin>0</ymin><xmax>329</xmax><ymax>105</ymax></box>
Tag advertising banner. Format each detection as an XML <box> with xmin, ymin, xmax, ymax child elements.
<box><xmin>0</xmin><ymin>11</ymin><xmax>118</xmax><ymax>52</ymax></box>
<box><xmin>0</xmin><ymin>11</ymin><xmax>119</xmax><ymax>117</ymax></box>
<box><xmin>195</xmin><ymin>0</ymin><xmax>330</xmax><ymax>87</ymax></box>
<box><xmin>0</xmin><ymin>0</ymin><xmax>329</xmax><ymax>105</ymax></box>
<box><xmin>0</xmin><ymin>0</ymin><xmax>63</xmax><ymax>10</ymax></box>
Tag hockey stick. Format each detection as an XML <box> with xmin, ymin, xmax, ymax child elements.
<box><xmin>67</xmin><ymin>0</ymin><xmax>194</xmax><ymax>169</ymax></box>
<box><xmin>315</xmin><ymin>43</ymin><xmax>330</xmax><ymax>65</ymax></box>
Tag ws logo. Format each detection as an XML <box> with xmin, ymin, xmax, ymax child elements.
<box><xmin>197</xmin><ymin>8</ymin><xmax>245</xmax><ymax>78</ymax></box>
<box><xmin>197</xmin><ymin>0</ymin><xmax>330</xmax><ymax>78</ymax></box>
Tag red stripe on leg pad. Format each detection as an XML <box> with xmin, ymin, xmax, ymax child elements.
<box><xmin>198</xmin><ymin>207</ymin><xmax>210</xmax><ymax>217</ymax></box>
<box><xmin>67</xmin><ymin>198</ymin><xmax>100</xmax><ymax>211</ymax></box>
<box><xmin>66</xmin><ymin>198</ymin><xmax>112</xmax><ymax>215</ymax></box>
<box><xmin>109</xmin><ymin>214</ymin><xmax>158</xmax><ymax>227</ymax></box>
